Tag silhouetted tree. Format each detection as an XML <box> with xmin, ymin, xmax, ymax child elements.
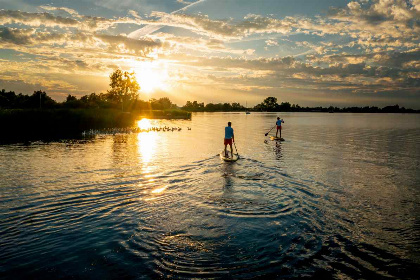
<box><xmin>382</xmin><ymin>104</ymin><xmax>400</xmax><ymax>113</ymax></box>
<box><xmin>254</xmin><ymin>97</ymin><xmax>279</xmax><ymax>111</ymax></box>
<box><xmin>156</xmin><ymin>97</ymin><xmax>173</xmax><ymax>109</ymax></box>
<box><xmin>183</xmin><ymin>100</ymin><xmax>204</xmax><ymax>111</ymax></box>
<box><xmin>66</xmin><ymin>95</ymin><xmax>77</xmax><ymax>102</ymax></box>
<box><xmin>279</xmin><ymin>102</ymin><xmax>291</xmax><ymax>111</ymax></box>
<box><xmin>29</xmin><ymin>91</ymin><xmax>56</xmax><ymax>109</ymax></box>
<box><xmin>108</xmin><ymin>69</ymin><xmax>140</xmax><ymax>111</ymax></box>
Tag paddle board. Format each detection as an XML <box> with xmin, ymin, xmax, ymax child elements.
<box><xmin>220</xmin><ymin>151</ymin><xmax>239</xmax><ymax>162</ymax></box>
<box><xmin>270</xmin><ymin>136</ymin><xmax>285</xmax><ymax>141</ymax></box>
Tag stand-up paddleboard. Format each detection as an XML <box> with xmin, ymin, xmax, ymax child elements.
<box><xmin>220</xmin><ymin>151</ymin><xmax>239</xmax><ymax>162</ymax></box>
<box><xmin>270</xmin><ymin>136</ymin><xmax>285</xmax><ymax>141</ymax></box>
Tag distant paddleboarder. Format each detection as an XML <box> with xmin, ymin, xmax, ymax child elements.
<box><xmin>276</xmin><ymin>117</ymin><xmax>284</xmax><ymax>138</ymax></box>
<box><xmin>224</xmin><ymin>122</ymin><xmax>234</xmax><ymax>158</ymax></box>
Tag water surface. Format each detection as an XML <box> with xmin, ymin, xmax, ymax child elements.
<box><xmin>1</xmin><ymin>113</ymin><xmax>419</xmax><ymax>279</ymax></box>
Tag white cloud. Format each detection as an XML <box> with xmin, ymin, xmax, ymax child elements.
<box><xmin>265</xmin><ymin>39</ymin><xmax>278</xmax><ymax>46</ymax></box>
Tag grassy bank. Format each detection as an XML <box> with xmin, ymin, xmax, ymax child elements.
<box><xmin>0</xmin><ymin>108</ymin><xmax>191</xmax><ymax>143</ymax></box>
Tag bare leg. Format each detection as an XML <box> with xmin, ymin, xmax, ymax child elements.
<box><xmin>224</xmin><ymin>144</ymin><xmax>228</xmax><ymax>156</ymax></box>
<box><xmin>230</xmin><ymin>144</ymin><xmax>233</xmax><ymax>158</ymax></box>
<box><xmin>276</xmin><ymin>128</ymin><xmax>279</xmax><ymax>138</ymax></box>
<box><xmin>280</xmin><ymin>129</ymin><xmax>282</xmax><ymax>138</ymax></box>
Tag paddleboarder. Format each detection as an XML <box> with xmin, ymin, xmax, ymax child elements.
<box><xmin>224</xmin><ymin>122</ymin><xmax>234</xmax><ymax>158</ymax></box>
<box><xmin>276</xmin><ymin>117</ymin><xmax>284</xmax><ymax>138</ymax></box>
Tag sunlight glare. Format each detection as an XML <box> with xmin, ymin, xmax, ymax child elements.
<box><xmin>137</xmin><ymin>118</ymin><xmax>152</xmax><ymax>130</ymax></box>
<box><xmin>132</xmin><ymin>61</ymin><xmax>169</xmax><ymax>93</ymax></box>
<box><xmin>151</xmin><ymin>186</ymin><xmax>168</xmax><ymax>194</ymax></box>
<box><xmin>137</xmin><ymin>131</ymin><xmax>157</xmax><ymax>163</ymax></box>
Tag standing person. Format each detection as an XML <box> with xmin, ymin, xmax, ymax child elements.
<box><xmin>224</xmin><ymin>122</ymin><xmax>234</xmax><ymax>158</ymax></box>
<box><xmin>276</xmin><ymin>117</ymin><xmax>284</xmax><ymax>138</ymax></box>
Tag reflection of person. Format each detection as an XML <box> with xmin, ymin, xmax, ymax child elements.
<box><xmin>275</xmin><ymin>141</ymin><xmax>282</xmax><ymax>160</ymax></box>
<box><xmin>276</xmin><ymin>117</ymin><xmax>284</xmax><ymax>138</ymax></box>
<box><xmin>224</xmin><ymin>122</ymin><xmax>234</xmax><ymax>158</ymax></box>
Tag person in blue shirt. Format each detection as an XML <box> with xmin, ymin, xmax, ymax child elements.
<box><xmin>276</xmin><ymin>117</ymin><xmax>284</xmax><ymax>138</ymax></box>
<box><xmin>224</xmin><ymin>122</ymin><xmax>234</xmax><ymax>158</ymax></box>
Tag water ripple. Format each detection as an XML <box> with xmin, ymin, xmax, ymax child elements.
<box><xmin>1</xmin><ymin>113</ymin><xmax>419</xmax><ymax>279</ymax></box>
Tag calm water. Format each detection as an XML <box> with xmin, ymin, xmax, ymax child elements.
<box><xmin>1</xmin><ymin>112</ymin><xmax>419</xmax><ymax>279</ymax></box>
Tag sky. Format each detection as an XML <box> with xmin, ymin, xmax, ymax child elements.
<box><xmin>0</xmin><ymin>0</ymin><xmax>419</xmax><ymax>108</ymax></box>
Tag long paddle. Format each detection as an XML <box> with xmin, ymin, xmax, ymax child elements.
<box><xmin>264</xmin><ymin>125</ymin><xmax>276</xmax><ymax>136</ymax></box>
<box><xmin>233</xmin><ymin>141</ymin><xmax>239</xmax><ymax>158</ymax></box>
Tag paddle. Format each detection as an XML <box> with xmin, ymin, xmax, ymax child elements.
<box><xmin>264</xmin><ymin>125</ymin><xmax>276</xmax><ymax>136</ymax></box>
<box><xmin>233</xmin><ymin>141</ymin><xmax>239</xmax><ymax>158</ymax></box>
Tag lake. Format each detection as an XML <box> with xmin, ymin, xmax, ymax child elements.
<box><xmin>1</xmin><ymin>112</ymin><xmax>419</xmax><ymax>279</ymax></box>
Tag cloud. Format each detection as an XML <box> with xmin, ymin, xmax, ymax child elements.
<box><xmin>163</xmin><ymin>52</ymin><xmax>419</xmax><ymax>94</ymax></box>
<box><xmin>0</xmin><ymin>1</ymin><xmax>418</xmax><ymax>107</ymax></box>
<box><xmin>39</xmin><ymin>5</ymin><xmax>81</xmax><ymax>18</ymax></box>
<box><xmin>0</xmin><ymin>9</ymin><xmax>140</xmax><ymax>31</ymax></box>
<box><xmin>0</xmin><ymin>10</ymin><xmax>79</xmax><ymax>28</ymax></box>
<box><xmin>265</xmin><ymin>39</ymin><xmax>278</xmax><ymax>46</ymax></box>
<box><xmin>327</xmin><ymin>0</ymin><xmax>420</xmax><ymax>40</ymax></box>
<box><xmin>0</xmin><ymin>27</ymin><xmax>67</xmax><ymax>45</ymax></box>
<box><xmin>126</xmin><ymin>0</ymin><xmax>418</xmax><ymax>54</ymax></box>
<box><xmin>147</xmin><ymin>32</ymin><xmax>251</xmax><ymax>54</ymax></box>
<box><xmin>95</xmin><ymin>34</ymin><xmax>164</xmax><ymax>55</ymax></box>
<box><xmin>135</xmin><ymin>12</ymin><xmax>293</xmax><ymax>40</ymax></box>
<box><xmin>372</xmin><ymin>48</ymin><xmax>420</xmax><ymax>68</ymax></box>
<box><xmin>0</xmin><ymin>27</ymin><xmax>164</xmax><ymax>58</ymax></box>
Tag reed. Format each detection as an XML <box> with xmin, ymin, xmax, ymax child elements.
<box><xmin>0</xmin><ymin>108</ymin><xmax>190</xmax><ymax>143</ymax></box>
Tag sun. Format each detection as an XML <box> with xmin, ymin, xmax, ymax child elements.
<box><xmin>132</xmin><ymin>60</ymin><xmax>169</xmax><ymax>94</ymax></box>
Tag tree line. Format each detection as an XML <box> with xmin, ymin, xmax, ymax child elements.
<box><xmin>1</xmin><ymin>90</ymin><xmax>417</xmax><ymax>113</ymax></box>
<box><xmin>0</xmin><ymin>89</ymin><xmax>178</xmax><ymax>111</ymax></box>
<box><xmin>182</xmin><ymin>97</ymin><xmax>418</xmax><ymax>113</ymax></box>
<box><xmin>182</xmin><ymin>101</ymin><xmax>246</xmax><ymax>112</ymax></box>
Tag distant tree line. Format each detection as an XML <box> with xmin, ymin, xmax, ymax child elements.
<box><xmin>1</xmin><ymin>90</ymin><xmax>418</xmax><ymax>113</ymax></box>
<box><xmin>0</xmin><ymin>89</ymin><xmax>178</xmax><ymax>111</ymax></box>
<box><xmin>182</xmin><ymin>97</ymin><xmax>418</xmax><ymax>113</ymax></box>
<box><xmin>183</xmin><ymin>101</ymin><xmax>246</xmax><ymax>112</ymax></box>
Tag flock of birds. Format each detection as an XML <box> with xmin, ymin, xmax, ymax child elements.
<box><xmin>82</xmin><ymin>126</ymin><xmax>192</xmax><ymax>136</ymax></box>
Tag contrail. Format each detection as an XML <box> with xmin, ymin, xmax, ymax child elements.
<box><xmin>128</xmin><ymin>0</ymin><xmax>207</xmax><ymax>39</ymax></box>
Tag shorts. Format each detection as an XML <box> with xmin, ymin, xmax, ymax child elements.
<box><xmin>277</xmin><ymin>126</ymin><xmax>282</xmax><ymax>130</ymax></box>
<box><xmin>224</xmin><ymin>138</ymin><xmax>233</xmax><ymax>145</ymax></box>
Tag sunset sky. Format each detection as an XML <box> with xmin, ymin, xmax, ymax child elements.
<box><xmin>0</xmin><ymin>0</ymin><xmax>419</xmax><ymax>108</ymax></box>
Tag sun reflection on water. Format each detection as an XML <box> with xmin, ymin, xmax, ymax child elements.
<box><xmin>137</xmin><ymin>118</ymin><xmax>152</xmax><ymax>131</ymax></box>
<box><xmin>137</xmin><ymin>130</ymin><xmax>157</xmax><ymax>163</ymax></box>
<box><xmin>151</xmin><ymin>186</ymin><xmax>168</xmax><ymax>194</ymax></box>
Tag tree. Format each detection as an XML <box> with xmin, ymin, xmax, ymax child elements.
<box><xmin>30</xmin><ymin>91</ymin><xmax>56</xmax><ymax>109</ymax></box>
<box><xmin>108</xmin><ymin>69</ymin><xmax>140</xmax><ymax>111</ymax></box>
<box><xmin>254</xmin><ymin>97</ymin><xmax>279</xmax><ymax>111</ymax></box>
<box><xmin>263</xmin><ymin>97</ymin><xmax>279</xmax><ymax>111</ymax></box>
<box><xmin>279</xmin><ymin>102</ymin><xmax>291</xmax><ymax>111</ymax></box>
<box><xmin>158</xmin><ymin>97</ymin><xmax>173</xmax><ymax>109</ymax></box>
<box><xmin>63</xmin><ymin>94</ymin><xmax>81</xmax><ymax>108</ymax></box>
<box><xmin>0</xmin><ymin>90</ymin><xmax>17</xmax><ymax>108</ymax></box>
<box><xmin>231</xmin><ymin>103</ymin><xmax>244</xmax><ymax>111</ymax></box>
<box><xmin>183</xmin><ymin>101</ymin><xmax>204</xmax><ymax>111</ymax></box>
<box><xmin>66</xmin><ymin>95</ymin><xmax>77</xmax><ymax>102</ymax></box>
